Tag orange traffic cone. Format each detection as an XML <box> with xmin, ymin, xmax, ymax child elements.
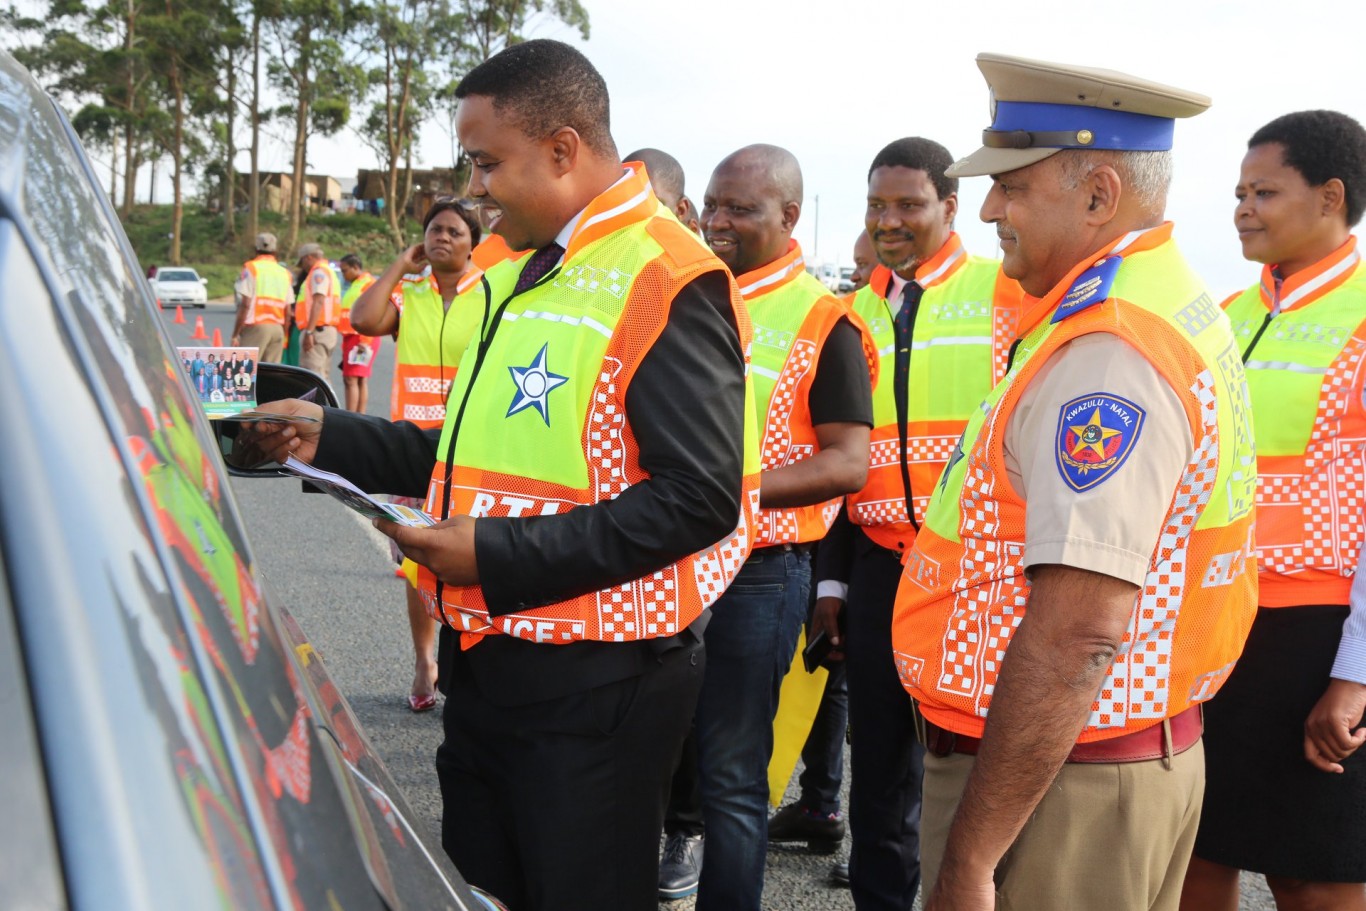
<box><xmin>191</xmin><ymin>315</ymin><xmax>208</xmax><ymax>340</ymax></box>
<box><xmin>212</xmin><ymin>327</ymin><xmax>223</xmax><ymax>347</ymax></box>
<box><xmin>173</xmin><ymin>305</ymin><xmax>185</xmax><ymax>324</ymax></box>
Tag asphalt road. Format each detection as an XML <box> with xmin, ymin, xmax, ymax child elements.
<box><xmin>164</xmin><ymin>300</ymin><xmax>1277</xmax><ymax>909</ymax></box>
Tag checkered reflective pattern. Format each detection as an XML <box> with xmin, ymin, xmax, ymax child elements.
<box><xmin>1259</xmin><ymin>337</ymin><xmax>1366</xmax><ymax>576</ymax></box>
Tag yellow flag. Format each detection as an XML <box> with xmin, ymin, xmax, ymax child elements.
<box><xmin>767</xmin><ymin>629</ymin><xmax>829</xmax><ymax>806</ymax></box>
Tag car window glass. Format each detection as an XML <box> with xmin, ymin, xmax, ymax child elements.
<box><xmin>157</xmin><ymin>270</ymin><xmax>198</xmax><ymax>282</ymax></box>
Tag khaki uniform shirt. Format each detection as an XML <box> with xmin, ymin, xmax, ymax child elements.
<box><xmin>1003</xmin><ymin>333</ymin><xmax>1193</xmax><ymax>586</ymax></box>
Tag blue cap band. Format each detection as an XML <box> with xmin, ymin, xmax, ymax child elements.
<box><xmin>989</xmin><ymin>101</ymin><xmax>1175</xmax><ymax>151</ymax></box>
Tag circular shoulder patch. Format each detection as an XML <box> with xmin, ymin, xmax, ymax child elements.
<box><xmin>1054</xmin><ymin>392</ymin><xmax>1146</xmax><ymax>492</ymax></box>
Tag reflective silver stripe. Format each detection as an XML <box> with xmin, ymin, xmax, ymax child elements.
<box><xmin>918</xmin><ymin>244</ymin><xmax>965</xmax><ymax>286</ymax></box>
<box><xmin>750</xmin><ymin>364</ymin><xmax>781</xmax><ymax>380</ymax></box>
<box><xmin>501</xmin><ymin>310</ymin><xmax>614</xmax><ymax>339</ymax></box>
<box><xmin>740</xmin><ymin>256</ymin><xmax>805</xmax><ymax>297</ymax></box>
<box><xmin>1279</xmin><ymin>248</ymin><xmax>1362</xmax><ymax>310</ymax></box>
<box><xmin>910</xmin><ymin>335</ymin><xmax>991</xmax><ymax>350</ymax></box>
<box><xmin>1244</xmin><ymin>359</ymin><xmax>1328</xmax><ymax>376</ymax></box>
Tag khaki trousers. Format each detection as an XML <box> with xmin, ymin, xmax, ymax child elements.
<box><xmin>921</xmin><ymin>739</ymin><xmax>1204</xmax><ymax>911</ymax></box>
<box><xmin>238</xmin><ymin>321</ymin><xmax>284</xmax><ymax>364</ymax></box>
<box><xmin>298</xmin><ymin>325</ymin><xmax>338</xmax><ymax>377</ymax></box>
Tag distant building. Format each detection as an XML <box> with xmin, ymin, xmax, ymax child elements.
<box><xmin>355</xmin><ymin>167</ymin><xmax>464</xmax><ymax>221</ymax></box>
<box><xmin>235</xmin><ymin>172</ymin><xmax>342</xmax><ymax>214</ymax></box>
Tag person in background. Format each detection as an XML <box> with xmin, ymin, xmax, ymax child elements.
<box><xmin>349</xmin><ymin>198</ymin><xmax>485</xmax><ymax>712</ymax></box>
<box><xmin>1182</xmin><ymin>109</ymin><xmax>1366</xmax><ymax>911</ymax></box>
<box><xmin>230</xmin><ymin>232</ymin><xmax>291</xmax><ymax>363</ymax></box>
<box><xmin>693</xmin><ymin>143</ymin><xmax>872</xmax><ymax>911</ymax></box>
<box><xmin>293</xmin><ymin>243</ymin><xmax>342</xmax><ymax>377</ymax></box>
<box><xmin>337</xmin><ymin>253</ymin><xmax>381</xmax><ymax>414</ymax></box>
<box><xmin>812</xmin><ymin>135</ymin><xmax>1023</xmax><ymax>909</ymax></box>
<box><xmin>849</xmin><ymin>231</ymin><xmax>877</xmax><ymax>292</ymax></box>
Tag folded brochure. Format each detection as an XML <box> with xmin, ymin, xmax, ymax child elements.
<box><xmin>281</xmin><ymin>456</ymin><xmax>437</xmax><ymax>527</ymax></box>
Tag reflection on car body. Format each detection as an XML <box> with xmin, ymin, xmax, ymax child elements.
<box><xmin>0</xmin><ymin>48</ymin><xmax>505</xmax><ymax>911</ymax></box>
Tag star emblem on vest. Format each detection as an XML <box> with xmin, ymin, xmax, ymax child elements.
<box><xmin>1054</xmin><ymin>392</ymin><xmax>1145</xmax><ymax>492</ymax></box>
<box><xmin>507</xmin><ymin>343</ymin><xmax>568</xmax><ymax>425</ymax></box>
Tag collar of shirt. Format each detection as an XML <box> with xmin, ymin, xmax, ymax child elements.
<box><xmin>1015</xmin><ymin>221</ymin><xmax>1175</xmax><ymax>336</ymax></box>
<box><xmin>734</xmin><ymin>239</ymin><xmax>807</xmax><ymax>300</ymax></box>
<box><xmin>1258</xmin><ymin>235</ymin><xmax>1360</xmax><ymax>315</ymax></box>
<box><xmin>885</xmin><ymin>233</ymin><xmax>966</xmax><ymax>316</ymax></box>
<box><xmin>547</xmin><ymin>167</ymin><xmax>636</xmax><ymax>268</ymax></box>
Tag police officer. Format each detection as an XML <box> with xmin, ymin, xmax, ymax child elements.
<box><xmin>892</xmin><ymin>54</ymin><xmax>1257</xmax><ymax>911</ymax></box>
<box><xmin>230</xmin><ymin>232</ymin><xmax>291</xmax><ymax>362</ymax></box>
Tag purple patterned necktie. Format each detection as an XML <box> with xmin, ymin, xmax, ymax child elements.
<box><xmin>514</xmin><ymin>242</ymin><xmax>564</xmax><ymax>295</ymax></box>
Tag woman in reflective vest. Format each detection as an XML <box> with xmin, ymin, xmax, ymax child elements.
<box><xmin>894</xmin><ymin>222</ymin><xmax>1257</xmax><ymax>744</ymax></box>
<box><xmin>336</xmin><ymin>253</ymin><xmax>380</xmax><ymax>413</ymax></box>
<box><xmin>1184</xmin><ymin>110</ymin><xmax>1366</xmax><ymax>911</ymax></box>
<box><xmin>347</xmin><ymin>197</ymin><xmax>489</xmax><ymax>712</ymax></box>
<box><xmin>415</xmin><ymin>167</ymin><xmax>761</xmax><ymax>645</ymax></box>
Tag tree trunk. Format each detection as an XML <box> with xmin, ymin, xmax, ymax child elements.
<box><xmin>223</xmin><ymin>48</ymin><xmax>237</xmax><ymax>240</ymax></box>
<box><xmin>285</xmin><ymin>24</ymin><xmax>311</xmax><ymax>254</ymax></box>
<box><xmin>149</xmin><ymin>154</ymin><xmax>157</xmax><ymax>205</ymax></box>
<box><xmin>120</xmin><ymin>0</ymin><xmax>137</xmax><ymax>215</ymax></box>
<box><xmin>169</xmin><ymin>60</ymin><xmax>184</xmax><ymax>264</ymax></box>
<box><xmin>382</xmin><ymin>46</ymin><xmax>403</xmax><ymax>249</ymax></box>
<box><xmin>248</xmin><ymin>10</ymin><xmax>260</xmax><ymax>241</ymax></box>
<box><xmin>109</xmin><ymin>130</ymin><xmax>119</xmax><ymax>200</ymax></box>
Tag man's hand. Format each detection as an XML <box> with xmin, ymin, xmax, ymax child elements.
<box><xmin>925</xmin><ymin>872</ymin><xmax>996</xmax><ymax>911</ymax></box>
<box><xmin>811</xmin><ymin>595</ymin><xmax>846</xmax><ymax>662</ymax></box>
<box><xmin>230</xmin><ymin>399</ymin><xmax>324</xmax><ymax>465</ymax></box>
<box><xmin>1305</xmin><ymin>678</ymin><xmax>1366</xmax><ymax>773</ymax></box>
<box><xmin>373</xmin><ymin>515</ymin><xmax>478</xmax><ymax>586</ymax></box>
<box><xmin>302</xmin><ymin>331</ymin><xmax>315</xmax><ymax>352</ymax></box>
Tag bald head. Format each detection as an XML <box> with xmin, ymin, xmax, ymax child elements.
<box><xmin>625</xmin><ymin>147</ymin><xmax>686</xmax><ymax>210</ymax></box>
<box><xmin>701</xmin><ymin>144</ymin><xmax>804</xmax><ymax>276</ymax></box>
<box><xmin>851</xmin><ymin>231</ymin><xmax>877</xmax><ymax>291</ymax></box>
<box><xmin>715</xmin><ymin>143</ymin><xmax>803</xmax><ymax>206</ymax></box>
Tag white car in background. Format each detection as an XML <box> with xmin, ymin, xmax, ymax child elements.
<box><xmin>151</xmin><ymin>266</ymin><xmax>209</xmax><ymax>308</ymax></box>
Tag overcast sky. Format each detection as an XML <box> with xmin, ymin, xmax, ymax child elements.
<box><xmin>267</xmin><ymin>0</ymin><xmax>1365</xmax><ymax>295</ymax></box>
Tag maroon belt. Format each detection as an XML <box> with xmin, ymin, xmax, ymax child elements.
<box><xmin>921</xmin><ymin>705</ymin><xmax>1203</xmax><ymax>764</ymax></box>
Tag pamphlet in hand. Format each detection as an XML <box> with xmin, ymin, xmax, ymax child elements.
<box><xmin>279</xmin><ymin>456</ymin><xmax>438</xmax><ymax>528</ymax></box>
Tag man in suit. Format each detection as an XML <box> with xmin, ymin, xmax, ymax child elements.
<box><xmin>238</xmin><ymin>39</ymin><xmax>755</xmax><ymax>911</ymax></box>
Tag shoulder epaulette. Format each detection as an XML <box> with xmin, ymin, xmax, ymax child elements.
<box><xmin>1051</xmin><ymin>256</ymin><xmax>1122</xmax><ymax>323</ymax></box>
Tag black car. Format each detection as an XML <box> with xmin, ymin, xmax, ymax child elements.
<box><xmin>0</xmin><ymin>49</ymin><xmax>505</xmax><ymax>911</ymax></box>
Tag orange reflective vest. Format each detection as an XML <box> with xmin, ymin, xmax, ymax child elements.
<box><xmin>894</xmin><ymin>224</ymin><xmax>1258</xmax><ymax>741</ymax></box>
<box><xmin>471</xmin><ymin>232</ymin><xmax>521</xmax><ymax>271</ymax></box>
<box><xmin>388</xmin><ymin>268</ymin><xmax>485</xmax><ymax>428</ymax></box>
<box><xmin>242</xmin><ymin>255</ymin><xmax>291</xmax><ymax>326</ymax></box>
<box><xmin>1224</xmin><ymin>236</ymin><xmax>1366</xmax><ymax>608</ymax></box>
<box><xmin>844</xmin><ymin>234</ymin><xmax>1022</xmax><ymax>554</ymax></box>
<box><xmin>414</xmin><ymin>165</ymin><xmax>762</xmax><ymax>644</ymax></box>
<box><xmin>740</xmin><ymin>240</ymin><xmax>876</xmax><ymax>546</ymax></box>
<box><xmin>293</xmin><ymin>261</ymin><xmax>341</xmax><ymax>328</ymax></box>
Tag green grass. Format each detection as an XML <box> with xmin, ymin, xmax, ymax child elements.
<box><xmin>122</xmin><ymin>205</ymin><xmax>424</xmax><ymax>298</ymax></box>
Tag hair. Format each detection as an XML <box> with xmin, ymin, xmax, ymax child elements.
<box><xmin>455</xmin><ymin>39</ymin><xmax>615</xmax><ymax>158</ymax></box>
<box><xmin>340</xmin><ymin>253</ymin><xmax>363</xmax><ymax>270</ymax></box>
<box><xmin>1056</xmin><ymin>150</ymin><xmax>1172</xmax><ymax>213</ymax></box>
<box><xmin>867</xmin><ymin>138</ymin><xmax>957</xmax><ymax>201</ymax></box>
<box><xmin>1248</xmin><ymin>110</ymin><xmax>1366</xmax><ymax>227</ymax></box>
<box><xmin>625</xmin><ymin>147</ymin><xmax>686</xmax><ymax>207</ymax></box>
<box><xmin>423</xmin><ymin>198</ymin><xmax>482</xmax><ymax>245</ymax></box>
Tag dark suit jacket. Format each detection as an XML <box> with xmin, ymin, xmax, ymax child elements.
<box><xmin>311</xmin><ymin>271</ymin><xmax>745</xmax><ymax>704</ymax></box>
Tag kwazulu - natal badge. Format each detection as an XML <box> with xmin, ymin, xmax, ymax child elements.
<box><xmin>1055</xmin><ymin>392</ymin><xmax>1145</xmax><ymax>492</ymax></box>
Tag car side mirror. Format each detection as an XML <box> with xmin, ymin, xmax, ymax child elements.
<box><xmin>200</xmin><ymin>277</ymin><xmax>208</xmax><ymax>285</ymax></box>
<box><xmin>213</xmin><ymin>362</ymin><xmax>339</xmax><ymax>477</ymax></box>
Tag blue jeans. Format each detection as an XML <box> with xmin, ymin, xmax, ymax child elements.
<box><xmin>695</xmin><ymin>546</ymin><xmax>810</xmax><ymax>911</ymax></box>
